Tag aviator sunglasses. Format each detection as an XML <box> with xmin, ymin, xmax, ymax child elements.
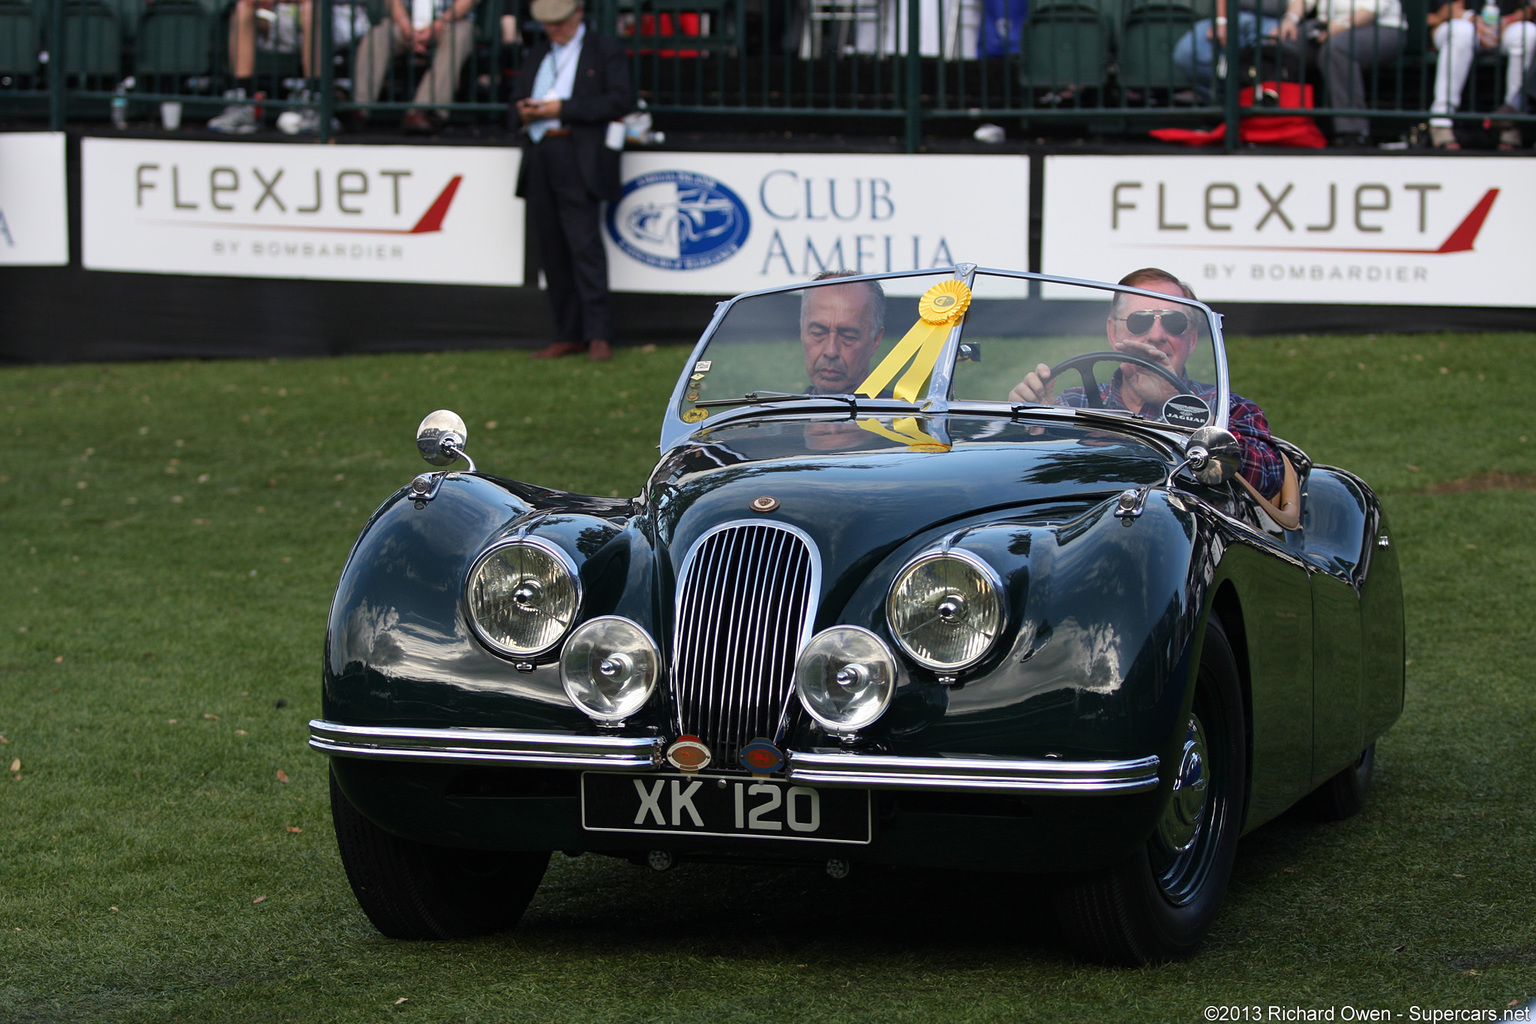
<box><xmin>1113</xmin><ymin>310</ymin><xmax>1191</xmax><ymax>336</ymax></box>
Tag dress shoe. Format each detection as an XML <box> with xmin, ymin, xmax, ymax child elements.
<box><xmin>529</xmin><ymin>341</ymin><xmax>586</xmax><ymax>359</ymax></box>
<box><xmin>400</xmin><ymin>109</ymin><xmax>434</xmax><ymax>134</ymax></box>
<box><xmin>587</xmin><ymin>339</ymin><xmax>612</xmax><ymax>361</ymax></box>
<box><xmin>1331</xmin><ymin>132</ymin><xmax>1371</xmax><ymax>148</ymax></box>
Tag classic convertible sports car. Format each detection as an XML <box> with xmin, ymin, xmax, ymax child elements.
<box><xmin>311</xmin><ymin>266</ymin><xmax>1403</xmax><ymax>964</ymax></box>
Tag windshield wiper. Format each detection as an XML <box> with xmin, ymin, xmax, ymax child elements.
<box><xmin>1009</xmin><ymin>403</ymin><xmax>1152</xmax><ymax>427</ymax></box>
<box><xmin>695</xmin><ymin>391</ymin><xmax>858</xmax><ymax>412</ymax></box>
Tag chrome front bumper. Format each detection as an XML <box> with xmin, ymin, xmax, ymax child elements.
<box><xmin>308</xmin><ymin>720</ymin><xmax>662</xmax><ymax>769</ymax></box>
<box><xmin>309</xmin><ymin>720</ymin><xmax>1161</xmax><ymax>795</ymax></box>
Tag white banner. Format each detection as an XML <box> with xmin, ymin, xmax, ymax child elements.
<box><xmin>0</xmin><ymin>132</ymin><xmax>69</xmax><ymax>267</ymax></box>
<box><xmin>604</xmin><ymin>153</ymin><xmax>1031</xmax><ymax>295</ymax></box>
<box><xmin>82</xmin><ymin>138</ymin><xmax>522</xmax><ymax>285</ymax></box>
<box><xmin>1041</xmin><ymin>155</ymin><xmax>1530</xmax><ymax>306</ymax></box>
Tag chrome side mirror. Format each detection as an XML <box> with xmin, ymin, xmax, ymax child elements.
<box><xmin>416</xmin><ymin>410</ymin><xmax>474</xmax><ymax>470</ymax></box>
<box><xmin>1185</xmin><ymin>426</ymin><xmax>1241</xmax><ymax>485</ymax></box>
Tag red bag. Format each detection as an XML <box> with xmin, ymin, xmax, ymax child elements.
<box><xmin>1150</xmin><ymin>82</ymin><xmax>1327</xmax><ymax>149</ymax></box>
<box><xmin>631</xmin><ymin>11</ymin><xmax>703</xmax><ymax>58</ymax></box>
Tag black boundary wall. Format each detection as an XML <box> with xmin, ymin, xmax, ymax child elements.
<box><xmin>3</xmin><ymin>131</ymin><xmax>1531</xmax><ymax>365</ymax></box>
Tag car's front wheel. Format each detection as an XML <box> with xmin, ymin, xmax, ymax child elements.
<box><xmin>329</xmin><ymin>769</ymin><xmax>550</xmax><ymax>939</ymax></box>
<box><xmin>1053</xmin><ymin>615</ymin><xmax>1246</xmax><ymax>965</ymax></box>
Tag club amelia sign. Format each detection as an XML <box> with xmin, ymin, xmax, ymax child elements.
<box><xmin>604</xmin><ymin>152</ymin><xmax>1032</xmax><ymax>295</ymax></box>
<box><xmin>81</xmin><ymin>137</ymin><xmax>523</xmax><ymax>285</ymax></box>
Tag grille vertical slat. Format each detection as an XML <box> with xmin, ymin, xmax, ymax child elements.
<box><xmin>673</xmin><ymin>523</ymin><xmax>818</xmax><ymax>766</ymax></box>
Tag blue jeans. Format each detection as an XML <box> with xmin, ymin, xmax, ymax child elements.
<box><xmin>1172</xmin><ymin>13</ymin><xmax>1281</xmax><ymax>102</ymax></box>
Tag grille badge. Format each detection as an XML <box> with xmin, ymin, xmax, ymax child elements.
<box><xmin>740</xmin><ymin>739</ymin><xmax>785</xmax><ymax>777</ymax></box>
<box><xmin>666</xmin><ymin>736</ymin><xmax>712</xmax><ymax>773</ymax></box>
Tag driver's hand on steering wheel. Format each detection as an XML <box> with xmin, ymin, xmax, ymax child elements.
<box><xmin>1114</xmin><ymin>339</ymin><xmax>1181</xmax><ymax>409</ymax></box>
<box><xmin>1009</xmin><ymin>363</ymin><xmax>1056</xmax><ymax>405</ymax></box>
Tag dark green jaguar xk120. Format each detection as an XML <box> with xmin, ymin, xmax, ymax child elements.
<box><xmin>311</xmin><ymin>266</ymin><xmax>1403</xmax><ymax>964</ymax></box>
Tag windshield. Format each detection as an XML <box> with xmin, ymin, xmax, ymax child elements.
<box><xmin>669</xmin><ymin>269</ymin><xmax>1226</xmax><ymax>441</ymax></box>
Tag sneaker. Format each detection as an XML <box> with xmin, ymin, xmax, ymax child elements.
<box><xmin>208</xmin><ymin>91</ymin><xmax>258</xmax><ymax>134</ymax></box>
<box><xmin>276</xmin><ymin>107</ymin><xmax>319</xmax><ymax>135</ymax></box>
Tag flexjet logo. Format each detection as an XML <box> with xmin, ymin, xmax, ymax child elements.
<box><xmin>1109</xmin><ymin>181</ymin><xmax>1498</xmax><ymax>255</ymax></box>
<box><xmin>132</xmin><ymin>162</ymin><xmax>463</xmax><ymax>234</ymax></box>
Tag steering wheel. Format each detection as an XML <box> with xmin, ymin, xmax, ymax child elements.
<box><xmin>1046</xmin><ymin>351</ymin><xmax>1188</xmax><ymax>410</ymax></box>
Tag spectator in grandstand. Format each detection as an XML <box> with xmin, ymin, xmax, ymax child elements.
<box><xmin>514</xmin><ymin>0</ymin><xmax>630</xmax><ymax>360</ymax></box>
<box><xmin>1173</xmin><ymin>0</ymin><xmax>1285</xmax><ymax>103</ymax></box>
<box><xmin>208</xmin><ymin>0</ymin><xmax>371</xmax><ymax>134</ymax></box>
<box><xmin>351</xmin><ymin>0</ymin><xmax>482</xmax><ymax>133</ymax></box>
<box><xmin>1277</xmin><ymin>0</ymin><xmax>1408</xmax><ymax>145</ymax></box>
<box><xmin>1426</xmin><ymin>0</ymin><xmax>1536</xmax><ymax>148</ymax></box>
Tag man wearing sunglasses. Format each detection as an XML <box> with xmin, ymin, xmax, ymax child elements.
<box><xmin>1009</xmin><ymin>268</ymin><xmax>1284</xmax><ymax>499</ymax></box>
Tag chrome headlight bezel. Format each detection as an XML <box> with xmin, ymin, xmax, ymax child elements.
<box><xmin>885</xmin><ymin>548</ymin><xmax>1006</xmax><ymax>673</ymax></box>
<box><xmin>464</xmin><ymin>537</ymin><xmax>583</xmax><ymax>658</ymax></box>
<box><xmin>559</xmin><ymin>615</ymin><xmax>661</xmax><ymax>724</ymax></box>
<box><xmin>794</xmin><ymin>625</ymin><xmax>898</xmax><ymax>733</ymax></box>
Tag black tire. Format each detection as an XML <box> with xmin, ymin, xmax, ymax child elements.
<box><xmin>1054</xmin><ymin>615</ymin><xmax>1246</xmax><ymax>965</ymax></box>
<box><xmin>1299</xmin><ymin>743</ymin><xmax>1374</xmax><ymax>821</ymax></box>
<box><xmin>329</xmin><ymin>768</ymin><xmax>550</xmax><ymax>939</ymax></box>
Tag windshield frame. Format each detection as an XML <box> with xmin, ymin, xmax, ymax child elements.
<box><xmin>659</xmin><ymin>267</ymin><xmax>1231</xmax><ymax>454</ymax></box>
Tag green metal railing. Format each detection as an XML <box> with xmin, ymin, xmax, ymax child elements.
<box><xmin>1</xmin><ymin>0</ymin><xmax>1530</xmax><ymax>151</ymax></box>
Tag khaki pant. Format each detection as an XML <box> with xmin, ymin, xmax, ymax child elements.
<box><xmin>353</xmin><ymin>20</ymin><xmax>475</xmax><ymax>111</ymax></box>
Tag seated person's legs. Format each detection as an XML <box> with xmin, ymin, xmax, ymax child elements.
<box><xmin>209</xmin><ymin>0</ymin><xmax>262</xmax><ymax>132</ymax></box>
<box><xmin>411</xmin><ymin>19</ymin><xmax>476</xmax><ymax>118</ymax></box>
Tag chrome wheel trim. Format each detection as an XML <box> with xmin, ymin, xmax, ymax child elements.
<box><xmin>1156</xmin><ymin>714</ymin><xmax>1209</xmax><ymax>856</ymax></box>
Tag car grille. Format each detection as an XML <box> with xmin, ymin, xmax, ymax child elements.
<box><xmin>672</xmin><ymin>522</ymin><xmax>819</xmax><ymax>767</ymax></box>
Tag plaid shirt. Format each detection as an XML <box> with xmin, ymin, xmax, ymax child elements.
<box><xmin>1059</xmin><ymin>372</ymin><xmax>1285</xmax><ymax>499</ymax></box>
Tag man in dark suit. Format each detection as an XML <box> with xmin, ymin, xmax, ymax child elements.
<box><xmin>513</xmin><ymin>0</ymin><xmax>631</xmax><ymax>361</ymax></box>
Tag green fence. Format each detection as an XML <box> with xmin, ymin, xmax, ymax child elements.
<box><xmin>1</xmin><ymin>0</ymin><xmax>1530</xmax><ymax>150</ymax></box>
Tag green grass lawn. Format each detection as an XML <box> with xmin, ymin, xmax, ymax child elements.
<box><xmin>2</xmin><ymin>334</ymin><xmax>1533</xmax><ymax>1023</ymax></box>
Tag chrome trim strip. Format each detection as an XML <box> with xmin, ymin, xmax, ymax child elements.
<box><xmin>785</xmin><ymin>751</ymin><xmax>1161</xmax><ymax>794</ymax></box>
<box><xmin>308</xmin><ymin>720</ymin><xmax>661</xmax><ymax>769</ymax></box>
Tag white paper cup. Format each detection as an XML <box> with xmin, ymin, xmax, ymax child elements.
<box><xmin>160</xmin><ymin>101</ymin><xmax>183</xmax><ymax>130</ymax></box>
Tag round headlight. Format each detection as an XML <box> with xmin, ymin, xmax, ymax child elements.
<box><xmin>466</xmin><ymin>539</ymin><xmax>581</xmax><ymax>657</ymax></box>
<box><xmin>560</xmin><ymin>616</ymin><xmax>660</xmax><ymax>724</ymax></box>
<box><xmin>886</xmin><ymin>550</ymin><xmax>1004</xmax><ymax>672</ymax></box>
<box><xmin>794</xmin><ymin>626</ymin><xmax>896</xmax><ymax>733</ymax></box>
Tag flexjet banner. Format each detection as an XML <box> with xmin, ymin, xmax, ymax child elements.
<box><xmin>82</xmin><ymin>137</ymin><xmax>522</xmax><ymax>285</ymax></box>
<box><xmin>1040</xmin><ymin>155</ymin><xmax>1526</xmax><ymax>306</ymax></box>
<box><xmin>0</xmin><ymin>132</ymin><xmax>69</xmax><ymax>267</ymax></box>
<box><xmin>604</xmin><ymin>153</ymin><xmax>1031</xmax><ymax>296</ymax></box>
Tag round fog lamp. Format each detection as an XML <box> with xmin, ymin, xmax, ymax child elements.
<box><xmin>560</xmin><ymin>616</ymin><xmax>660</xmax><ymax>724</ymax></box>
<box><xmin>794</xmin><ymin>626</ymin><xmax>896</xmax><ymax>733</ymax></box>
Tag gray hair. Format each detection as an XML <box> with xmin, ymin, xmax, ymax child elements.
<box><xmin>801</xmin><ymin>270</ymin><xmax>886</xmax><ymax>338</ymax></box>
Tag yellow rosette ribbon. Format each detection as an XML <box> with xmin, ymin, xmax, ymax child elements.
<box><xmin>855</xmin><ymin>280</ymin><xmax>972</xmax><ymax>402</ymax></box>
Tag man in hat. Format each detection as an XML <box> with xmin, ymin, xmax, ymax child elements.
<box><xmin>513</xmin><ymin>0</ymin><xmax>632</xmax><ymax>361</ymax></box>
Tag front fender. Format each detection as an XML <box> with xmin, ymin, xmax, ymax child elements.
<box><xmin>322</xmin><ymin>474</ymin><xmax>643</xmax><ymax>732</ymax></box>
<box><xmin>793</xmin><ymin>491</ymin><xmax>1213</xmax><ymax>774</ymax></box>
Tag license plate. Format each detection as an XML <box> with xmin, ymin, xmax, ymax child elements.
<box><xmin>580</xmin><ymin>772</ymin><xmax>871</xmax><ymax>845</ymax></box>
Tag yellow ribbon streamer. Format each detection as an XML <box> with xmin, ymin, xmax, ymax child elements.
<box><xmin>857</xmin><ymin>416</ymin><xmax>951</xmax><ymax>451</ymax></box>
<box><xmin>855</xmin><ymin>280</ymin><xmax>972</xmax><ymax>402</ymax></box>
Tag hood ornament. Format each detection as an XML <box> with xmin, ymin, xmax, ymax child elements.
<box><xmin>750</xmin><ymin>496</ymin><xmax>780</xmax><ymax>513</ymax></box>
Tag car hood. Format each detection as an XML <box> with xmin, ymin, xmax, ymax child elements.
<box><xmin>645</xmin><ymin>414</ymin><xmax>1176</xmax><ymax>572</ymax></box>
